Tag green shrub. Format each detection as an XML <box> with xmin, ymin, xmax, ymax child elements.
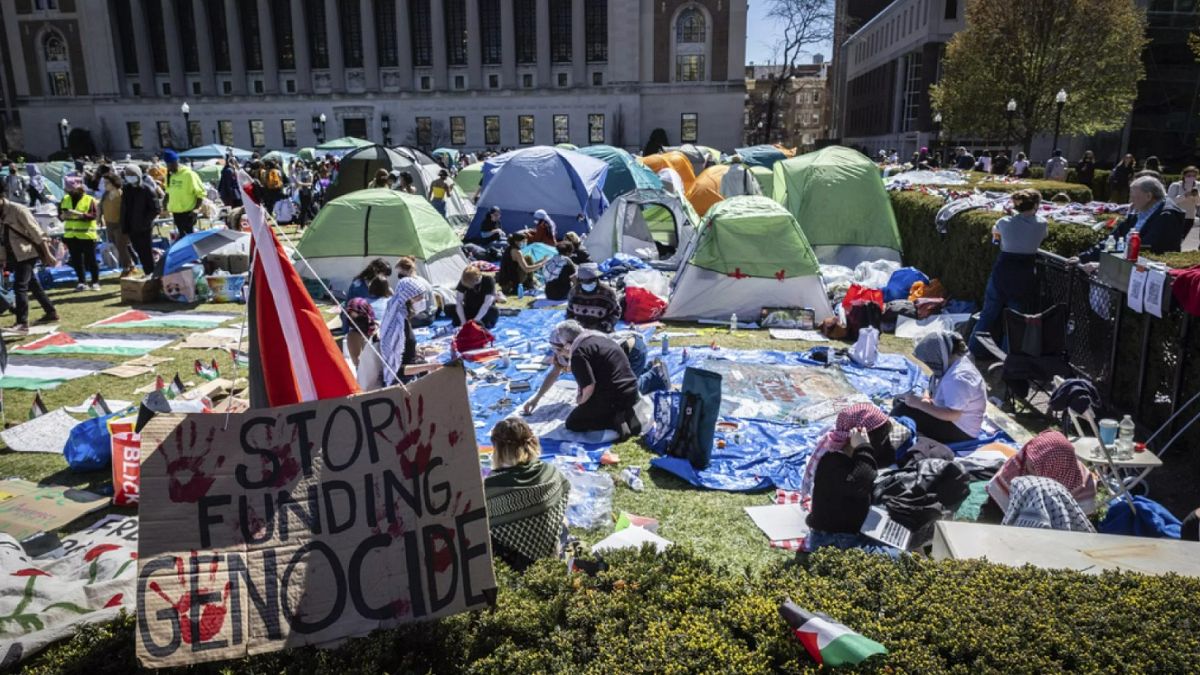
<box><xmin>23</xmin><ymin>547</ymin><xmax>1200</xmax><ymax>674</ymax></box>
<box><xmin>1146</xmin><ymin>251</ymin><xmax>1200</xmax><ymax>269</ymax></box>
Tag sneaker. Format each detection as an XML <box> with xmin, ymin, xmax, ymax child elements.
<box><xmin>8</xmin><ymin>324</ymin><xmax>28</xmax><ymax>335</ymax></box>
<box><xmin>36</xmin><ymin>313</ymin><xmax>59</xmax><ymax>324</ymax></box>
<box><xmin>90</xmin><ymin>283</ymin><xmax>102</xmax><ymax>291</ymax></box>
<box><xmin>74</xmin><ymin>283</ymin><xmax>87</xmax><ymax>292</ymax></box>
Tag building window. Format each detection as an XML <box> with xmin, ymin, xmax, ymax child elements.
<box><xmin>593</xmin><ymin>72</ymin><xmax>603</xmax><ymax>86</ymax></box>
<box><xmin>43</xmin><ymin>31</ymin><xmax>72</xmax><ymax>96</ymax></box>
<box><xmin>588</xmin><ymin>113</ymin><xmax>605</xmax><ymax>143</ymax></box>
<box><xmin>162</xmin><ymin>82</ymin><xmax>172</xmax><ymax>96</ymax></box>
<box><xmin>420</xmin><ymin>75</ymin><xmax>432</xmax><ymax>90</ymax></box>
<box><xmin>206</xmin><ymin>2</ymin><xmax>232</xmax><ymax>71</ymax></box>
<box><xmin>681</xmin><ymin>113</ymin><xmax>698</xmax><ymax>143</ymax></box>
<box><xmin>274</xmin><ymin>0</ymin><xmax>296</xmax><ymax>69</ymax></box>
<box><xmin>178</xmin><ymin>0</ymin><xmax>200</xmax><ymax>73</ymax></box>
<box><xmin>376</xmin><ymin>0</ymin><xmax>399</xmax><ymax>67</ymax></box>
<box><xmin>944</xmin><ymin>0</ymin><xmax>957</xmax><ymax>19</ymax></box>
<box><xmin>484</xmin><ymin>115</ymin><xmax>500</xmax><ymax>145</ymax></box>
<box><xmin>114</xmin><ymin>0</ymin><xmax>138</xmax><ymax>74</ymax></box>
<box><xmin>901</xmin><ymin>51</ymin><xmax>923</xmax><ymax>132</ymax></box>
<box><xmin>550</xmin><ymin>0</ymin><xmax>572</xmax><ymax>62</ymax></box>
<box><xmin>480</xmin><ymin>0</ymin><xmax>502</xmax><ymax>65</ymax></box>
<box><xmin>519</xmin><ymin>115</ymin><xmax>535</xmax><ymax>144</ymax></box>
<box><xmin>191</xmin><ymin>81</ymin><xmax>201</xmax><ymax>95</ymax></box>
<box><xmin>145</xmin><ymin>1</ymin><xmax>169</xmax><ymax>73</ymax></box>
<box><xmin>489</xmin><ymin>73</ymin><xmax>500</xmax><ymax>88</ymax></box>
<box><xmin>127</xmin><ymin>122</ymin><xmax>143</xmax><ymax>150</ymax></box>
<box><xmin>676</xmin><ymin>7</ymin><xmax>705</xmax><ymax>42</ymax></box>
<box><xmin>239</xmin><ymin>1</ymin><xmax>263</xmax><ymax>70</ymax></box>
<box><xmin>416</xmin><ymin>117</ymin><xmax>432</xmax><ymax>147</ymax></box>
<box><xmin>157</xmin><ymin>121</ymin><xmax>174</xmax><ymax>149</ymax></box>
<box><xmin>132</xmin><ymin>82</ymin><xmax>141</xmax><ymax>96</ymax></box>
<box><xmin>250</xmin><ymin>120</ymin><xmax>267</xmax><ymax>148</ymax></box>
<box><xmin>585</xmin><ymin>0</ymin><xmax>607</xmax><ymax>63</ymax></box>
<box><xmin>522</xmin><ymin>73</ymin><xmax>533</xmax><ymax>88</ymax></box>
<box><xmin>218</xmin><ymin>120</ymin><xmax>235</xmax><ymax>146</ymax></box>
<box><xmin>307</xmin><ymin>0</ymin><xmax>330</xmax><ymax>68</ymax></box>
<box><xmin>515</xmin><ymin>0</ymin><xmax>536</xmax><ymax>64</ymax></box>
<box><xmin>557</xmin><ymin>73</ymin><xmax>568</xmax><ymax>87</ymax></box>
<box><xmin>286</xmin><ymin>79</ymin><xmax>296</xmax><ymax>93</ymax></box>
<box><xmin>454</xmin><ymin>75</ymin><xmax>466</xmax><ymax>89</ymax></box>
<box><xmin>222</xmin><ymin>81</ymin><xmax>232</xmax><ymax>94</ymax></box>
<box><xmin>553</xmin><ymin>115</ymin><xmax>569</xmax><ymax>144</ymax></box>
<box><xmin>282</xmin><ymin>119</ymin><xmax>298</xmax><ymax>147</ymax></box>
<box><xmin>188</xmin><ymin>121</ymin><xmax>203</xmax><ymax>148</ymax></box>
<box><xmin>254</xmin><ymin>80</ymin><xmax>264</xmax><ymax>94</ymax></box>
<box><xmin>410</xmin><ymin>0</ymin><xmax>433</xmax><ymax>66</ymax></box>
<box><xmin>445</xmin><ymin>0</ymin><xmax>468</xmax><ymax>66</ymax></box>
<box><xmin>675</xmin><ymin>55</ymin><xmax>704</xmax><ymax>82</ymax></box>
<box><xmin>451</xmin><ymin>116</ymin><xmax>466</xmax><ymax>145</ymax></box>
<box><xmin>338</xmin><ymin>0</ymin><xmax>364</xmax><ymax>67</ymax></box>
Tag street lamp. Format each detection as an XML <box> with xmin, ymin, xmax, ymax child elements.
<box><xmin>58</xmin><ymin>118</ymin><xmax>69</xmax><ymax>150</ymax></box>
<box><xmin>1052</xmin><ymin>89</ymin><xmax>1067</xmax><ymax>154</ymax></box>
<box><xmin>1005</xmin><ymin>99</ymin><xmax>1017</xmax><ymax>159</ymax></box>
<box><xmin>933</xmin><ymin>112</ymin><xmax>943</xmax><ymax>166</ymax></box>
<box><xmin>318</xmin><ymin>113</ymin><xmax>327</xmax><ymax>143</ymax></box>
<box><xmin>381</xmin><ymin>114</ymin><xmax>391</xmax><ymax>147</ymax></box>
<box><xmin>180</xmin><ymin>102</ymin><xmax>191</xmax><ymax>149</ymax></box>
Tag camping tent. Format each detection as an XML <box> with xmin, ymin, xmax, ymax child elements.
<box><xmin>465</xmin><ymin>146</ymin><xmax>608</xmax><ymax>239</ymax></box>
<box><xmin>578</xmin><ymin>145</ymin><xmax>662</xmax><ymax>201</ymax></box>
<box><xmin>391</xmin><ymin>146</ymin><xmax>477</xmax><ymax>229</ymax></box>
<box><xmin>315</xmin><ymin>136</ymin><xmax>374</xmax><ymax>156</ymax></box>
<box><xmin>772</xmin><ymin>146</ymin><xmax>902</xmax><ymax>266</ymax></box>
<box><xmin>663</xmin><ymin>196</ymin><xmax>833</xmax><ymax>322</ymax></box>
<box><xmin>686</xmin><ymin>163</ymin><xmax>763</xmax><ymax>217</ymax></box>
<box><xmin>735</xmin><ymin>145</ymin><xmax>793</xmax><ymax>170</ymax></box>
<box><xmin>195</xmin><ymin>163</ymin><xmax>223</xmax><ymax>185</ymax></box>
<box><xmin>179</xmin><ymin>144</ymin><xmax>253</xmax><ymax>161</ymax></box>
<box><xmin>456</xmin><ymin>161</ymin><xmax>484</xmax><ymax>195</ymax></box>
<box><xmin>432</xmin><ymin>148</ymin><xmax>460</xmax><ymax>165</ymax></box>
<box><xmin>294</xmin><ymin>189</ymin><xmax>468</xmax><ymax>295</ymax></box>
<box><xmin>324</xmin><ymin>145</ymin><xmax>423</xmax><ymax>201</ymax></box>
<box><xmin>584</xmin><ymin>188</ymin><xmax>699</xmax><ymax>268</ymax></box>
<box><xmin>750</xmin><ymin>166</ymin><xmax>775</xmax><ymax>199</ymax></box>
<box><xmin>640</xmin><ymin>151</ymin><xmax>697</xmax><ymax>194</ymax></box>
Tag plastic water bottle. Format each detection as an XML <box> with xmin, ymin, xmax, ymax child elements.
<box><xmin>561</xmin><ymin>443</ymin><xmax>588</xmax><ymax>465</ymax></box>
<box><xmin>1116</xmin><ymin>415</ymin><xmax>1135</xmax><ymax>460</ymax></box>
<box><xmin>1116</xmin><ymin>235</ymin><xmax>1125</xmax><ymax>253</ymax></box>
<box><xmin>661</xmin><ymin>334</ymin><xmax>669</xmax><ymax>356</ymax></box>
<box><xmin>1104</xmin><ymin>235</ymin><xmax>1116</xmax><ymax>253</ymax></box>
<box><xmin>517</xmin><ymin>283</ymin><xmax>525</xmax><ymax>299</ymax></box>
<box><xmin>620</xmin><ymin>467</ymin><xmax>644</xmax><ymax>492</ymax></box>
<box><xmin>730</xmin><ymin>312</ymin><xmax>738</xmax><ymax>333</ymax></box>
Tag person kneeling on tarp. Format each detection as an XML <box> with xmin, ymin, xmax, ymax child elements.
<box><xmin>485</xmin><ymin>418</ymin><xmax>571</xmax><ymax>571</ymax></box>
<box><xmin>540</xmin><ymin>320</ymin><xmax>642</xmax><ymax>438</ymax></box>
<box><xmin>523</xmin><ymin>329</ymin><xmax>669</xmax><ymax>416</ymax></box>
<box><xmin>891</xmin><ymin>332</ymin><xmax>986</xmax><ymax>444</ymax></box>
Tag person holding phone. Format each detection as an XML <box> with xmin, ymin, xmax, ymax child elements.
<box><xmin>1167</xmin><ymin>165</ymin><xmax>1198</xmax><ymax>239</ymax></box>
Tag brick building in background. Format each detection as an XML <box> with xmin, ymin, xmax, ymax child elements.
<box><xmin>743</xmin><ymin>57</ymin><xmax>829</xmax><ymax>150</ymax></box>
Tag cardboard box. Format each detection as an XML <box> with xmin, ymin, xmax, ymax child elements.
<box><xmin>120</xmin><ymin>276</ymin><xmax>162</xmax><ymax>304</ymax></box>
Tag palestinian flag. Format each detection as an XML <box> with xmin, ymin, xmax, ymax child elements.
<box><xmin>168</xmin><ymin>374</ymin><xmax>185</xmax><ymax>399</ymax></box>
<box><xmin>779</xmin><ymin>599</ymin><xmax>887</xmax><ymax>667</ymax></box>
<box><xmin>13</xmin><ymin>332</ymin><xmax>177</xmax><ymax>357</ymax></box>
<box><xmin>229</xmin><ymin>349</ymin><xmax>249</xmax><ymax>368</ymax></box>
<box><xmin>30</xmin><ymin>391</ymin><xmax>49</xmax><ymax>420</ymax></box>
<box><xmin>194</xmin><ymin>359</ymin><xmax>220</xmax><ymax>381</ymax></box>
<box><xmin>1</xmin><ymin>357</ymin><xmax>114</xmax><ymax>391</ymax></box>
<box><xmin>89</xmin><ymin>309</ymin><xmax>237</xmax><ymax>330</ymax></box>
<box><xmin>88</xmin><ymin>392</ymin><xmax>112</xmax><ymax>418</ymax></box>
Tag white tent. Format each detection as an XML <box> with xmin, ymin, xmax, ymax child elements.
<box><xmin>583</xmin><ymin>188</ymin><xmax>699</xmax><ymax>270</ymax></box>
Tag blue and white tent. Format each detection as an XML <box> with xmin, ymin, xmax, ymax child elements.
<box><xmin>178</xmin><ymin>144</ymin><xmax>254</xmax><ymax>161</ymax></box>
<box><xmin>465</xmin><ymin>146</ymin><xmax>609</xmax><ymax>239</ymax></box>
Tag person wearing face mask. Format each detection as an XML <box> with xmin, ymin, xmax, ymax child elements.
<box><xmin>451</xmin><ymin>265</ymin><xmax>499</xmax><ymax>328</ymax></box>
<box><xmin>566</xmin><ymin>263</ymin><xmax>621</xmax><ymax>333</ymax></box>
<box><xmin>540</xmin><ymin>320</ymin><xmax>642</xmax><ymax>437</ymax></box>
<box><xmin>1167</xmin><ymin>166</ymin><xmax>1198</xmax><ymax>237</ymax></box>
<box><xmin>522</xmin><ymin>328</ymin><xmax>670</xmax><ymax>416</ymax></box>
<box><xmin>118</xmin><ymin>165</ymin><xmax>162</xmax><ymax>276</ymax></box>
<box><xmin>58</xmin><ymin>177</ymin><xmax>101</xmax><ymax>291</ymax></box>
<box><xmin>891</xmin><ymin>331</ymin><xmax>987</xmax><ymax>444</ymax></box>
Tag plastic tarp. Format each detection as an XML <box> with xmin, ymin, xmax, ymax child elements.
<box><xmin>577</xmin><ymin>145</ymin><xmax>662</xmax><ymax>201</ymax></box>
<box><xmin>772</xmin><ymin>146</ymin><xmax>903</xmax><ymax>266</ymax></box>
<box><xmin>640</xmin><ymin>152</ymin><xmax>697</xmax><ymax>194</ymax></box>
<box><xmin>735</xmin><ymin>145</ymin><xmax>790</xmax><ymax>170</ymax></box>
<box><xmin>325</xmin><ymin>145</ymin><xmax>424</xmax><ymax>201</ymax></box>
<box><xmin>163</xmin><ymin>229</ymin><xmax>248</xmax><ymax>276</ymax></box>
<box><xmin>466</xmin><ymin>146</ymin><xmax>609</xmax><ymax>239</ymax></box>
<box><xmin>178</xmin><ymin>144</ymin><xmax>253</xmax><ymax>161</ymax></box>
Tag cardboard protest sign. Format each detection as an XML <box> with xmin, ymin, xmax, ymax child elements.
<box><xmin>135</xmin><ymin>364</ymin><xmax>495</xmax><ymax>667</ymax></box>
<box><xmin>0</xmin><ymin>480</ymin><xmax>109</xmax><ymax>542</ymax></box>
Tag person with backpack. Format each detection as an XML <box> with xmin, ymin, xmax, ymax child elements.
<box><xmin>262</xmin><ymin>160</ymin><xmax>285</xmax><ymax>215</ymax></box>
<box><xmin>0</xmin><ymin>190</ymin><xmax>58</xmax><ymax>333</ymax></box>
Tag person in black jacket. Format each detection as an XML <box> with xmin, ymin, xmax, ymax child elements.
<box><xmin>1079</xmin><ymin>176</ymin><xmax>1185</xmax><ymax>263</ymax></box>
<box><xmin>118</xmin><ymin>165</ymin><xmax>161</xmax><ymax>276</ymax></box>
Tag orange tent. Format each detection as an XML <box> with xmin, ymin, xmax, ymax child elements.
<box><xmin>687</xmin><ymin>164</ymin><xmax>730</xmax><ymax>216</ymax></box>
<box><xmin>639</xmin><ymin>151</ymin><xmax>697</xmax><ymax>193</ymax></box>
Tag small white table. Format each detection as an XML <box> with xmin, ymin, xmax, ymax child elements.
<box><xmin>1072</xmin><ymin>437</ymin><xmax>1162</xmax><ymax>497</ymax></box>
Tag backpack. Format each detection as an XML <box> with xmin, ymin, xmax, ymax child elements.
<box><xmin>846</xmin><ymin>300</ymin><xmax>882</xmax><ymax>341</ymax></box>
<box><xmin>452</xmin><ymin>320</ymin><xmax>495</xmax><ymax>353</ymax></box>
<box><xmin>266</xmin><ymin>170</ymin><xmax>283</xmax><ymax>190</ymax></box>
<box><xmin>649</xmin><ymin>367</ymin><xmax>722</xmax><ymax>470</ymax></box>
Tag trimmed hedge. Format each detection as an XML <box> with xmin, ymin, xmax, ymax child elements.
<box><xmin>24</xmin><ymin>547</ymin><xmax>1200</xmax><ymax>674</ymax></box>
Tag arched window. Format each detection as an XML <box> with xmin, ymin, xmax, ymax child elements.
<box><xmin>43</xmin><ymin>31</ymin><xmax>72</xmax><ymax>96</ymax></box>
<box><xmin>672</xmin><ymin>5</ymin><xmax>709</xmax><ymax>82</ymax></box>
<box><xmin>676</xmin><ymin>8</ymin><xmax>705</xmax><ymax>43</ymax></box>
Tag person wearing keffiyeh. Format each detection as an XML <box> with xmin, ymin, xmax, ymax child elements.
<box><xmin>377</xmin><ymin>270</ymin><xmax>427</xmax><ymax>387</ymax></box>
<box><xmin>1002</xmin><ymin>476</ymin><xmax>1095</xmax><ymax>532</ymax></box>
<box><xmin>986</xmin><ymin>430</ymin><xmax>1097</xmax><ymax>516</ymax></box>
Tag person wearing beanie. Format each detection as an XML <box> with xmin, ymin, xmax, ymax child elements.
<box><xmin>163</xmin><ymin>148</ymin><xmax>206</xmax><ymax>236</ymax></box>
<box><xmin>118</xmin><ymin>164</ymin><xmax>161</xmax><ymax>276</ymax></box>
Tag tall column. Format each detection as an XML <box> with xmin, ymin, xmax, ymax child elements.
<box><xmin>466</xmin><ymin>0</ymin><xmax>482</xmax><ymax>87</ymax></box>
<box><xmin>257</xmin><ymin>1</ymin><xmax>279</xmax><ymax>93</ymax></box>
<box><xmin>224</xmin><ymin>0</ymin><xmax>248</xmax><ymax>94</ymax></box>
<box><xmin>571</xmin><ymin>0</ymin><xmax>585</xmax><ymax>85</ymax></box>
<box><xmin>324</xmin><ymin>0</ymin><xmax>345</xmax><ymax>90</ymax></box>
<box><xmin>291</xmin><ymin>0</ymin><xmax>311</xmax><ymax>92</ymax></box>
<box><xmin>396</xmin><ymin>0</ymin><xmax>414</xmax><ymax>88</ymax></box>
<box><xmin>360</xmin><ymin>0</ymin><xmax>379</xmax><ymax>89</ymax></box>
<box><xmin>129</xmin><ymin>0</ymin><xmax>156</xmax><ymax>96</ymax></box>
<box><xmin>535</xmin><ymin>0</ymin><xmax>550</xmax><ymax>85</ymax></box>
<box><xmin>192</xmin><ymin>0</ymin><xmax>216</xmax><ymax>94</ymax></box>
<box><xmin>500</xmin><ymin>0</ymin><xmax>516</xmax><ymax>86</ymax></box>
<box><xmin>160</xmin><ymin>0</ymin><xmax>186</xmax><ymax>96</ymax></box>
<box><xmin>431</xmin><ymin>0</ymin><xmax>448</xmax><ymax>90</ymax></box>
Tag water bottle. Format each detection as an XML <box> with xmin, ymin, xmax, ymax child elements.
<box><xmin>1116</xmin><ymin>235</ymin><xmax>1125</xmax><ymax>253</ymax></box>
<box><xmin>620</xmin><ymin>467</ymin><xmax>644</xmax><ymax>492</ymax></box>
<box><xmin>730</xmin><ymin>312</ymin><xmax>738</xmax><ymax>333</ymax></box>
<box><xmin>517</xmin><ymin>283</ymin><xmax>525</xmax><ymax>299</ymax></box>
<box><xmin>1116</xmin><ymin>414</ymin><xmax>1135</xmax><ymax>460</ymax></box>
<box><xmin>660</xmin><ymin>334</ymin><xmax>669</xmax><ymax>356</ymax></box>
<box><xmin>1103</xmin><ymin>235</ymin><xmax>1116</xmax><ymax>253</ymax></box>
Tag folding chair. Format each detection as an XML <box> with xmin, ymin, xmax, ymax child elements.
<box><xmin>975</xmin><ymin>304</ymin><xmax>1073</xmax><ymax>411</ymax></box>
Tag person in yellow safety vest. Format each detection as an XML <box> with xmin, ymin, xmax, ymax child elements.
<box><xmin>163</xmin><ymin>148</ymin><xmax>207</xmax><ymax>236</ymax></box>
<box><xmin>58</xmin><ymin>176</ymin><xmax>102</xmax><ymax>291</ymax></box>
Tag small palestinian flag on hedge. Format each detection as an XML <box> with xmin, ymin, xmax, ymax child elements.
<box><xmin>779</xmin><ymin>599</ymin><xmax>886</xmax><ymax>667</ymax></box>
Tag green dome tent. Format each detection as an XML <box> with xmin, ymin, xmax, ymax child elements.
<box><xmin>316</xmin><ymin>136</ymin><xmax>374</xmax><ymax>153</ymax></box>
<box><xmin>749</xmin><ymin>166</ymin><xmax>775</xmax><ymax>199</ymax></box>
<box><xmin>577</xmin><ymin>144</ymin><xmax>663</xmax><ymax>201</ymax></box>
<box><xmin>772</xmin><ymin>146</ymin><xmax>902</xmax><ymax>267</ymax></box>
<box><xmin>324</xmin><ymin>145</ymin><xmax>424</xmax><ymax>202</ymax></box>
<box><xmin>456</xmin><ymin>161</ymin><xmax>484</xmax><ymax>195</ymax></box>
<box><xmin>663</xmin><ymin>196</ymin><xmax>833</xmax><ymax>322</ymax></box>
<box><xmin>294</xmin><ymin>189</ymin><xmax>468</xmax><ymax>296</ymax></box>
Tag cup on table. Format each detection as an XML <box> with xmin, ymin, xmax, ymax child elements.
<box><xmin>1098</xmin><ymin>418</ymin><xmax>1119</xmax><ymax>448</ymax></box>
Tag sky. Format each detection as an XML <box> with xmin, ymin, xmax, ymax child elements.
<box><xmin>744</xmin><ymin>1</ymin><xmax>833</xmax><ymax>66</ymax></box>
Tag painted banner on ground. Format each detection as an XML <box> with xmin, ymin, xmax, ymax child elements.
<box><xmin>135</xmin><ymin>364</ymin><xmax>495</xmax><ymax>667</ymax></box>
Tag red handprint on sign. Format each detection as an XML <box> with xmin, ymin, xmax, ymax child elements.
<box><xmin>254</xmin><ymin>421</ymin><xmax>306</xmax><ymax>488</ymax></box>
<box><xmin>161</xmin><ymin>422</ymin><xmax>225</xmax><ymax>503</ymax></box>
<box><xmin>148</xmin><ymin>552</ymin><xmax>232</xmax><ymax>646</ymax></box>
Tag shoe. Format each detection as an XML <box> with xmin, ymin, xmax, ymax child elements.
<box><xmin>8</xmin><ymin>324</ymin><xmax>28</xmax><ymax>335</ymax></box>
<box><xmin>36</xmin><ymin>313</ymin><xmax>59</xmax><ymax>324</ymax></box>
<box><xmin>90</xmin><ymin>283</ymin><xmax>102</xmax><ymax>291</ymax></box>
<box><xmin>74</xmin><ymin>283</ymin><xmax>87</xmax><ymax>292</ymax></box>
<box><xmin>646</xmin><ymin>358</ymin><xmax>671</xmax><ymax>394</ymax></box>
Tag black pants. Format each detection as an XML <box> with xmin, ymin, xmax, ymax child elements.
<box><xmin>566</xmin><ymin>391</ymin><xmax>640</xmax><ymax>433</ymax></box>
<box><xmin>9</xmin><ymin>256</ymin><xmax>54</xmax><ymax>324</ymax></box>
<box><xmin>298</xmin><ymin>188</ymin><xmax>313</xmax><ymax>226</ymax></box>
<box><xmin>890</xmin><ymin>401</ymin><xmax>975</xmax><ymax>444</ymax></box>
<box><xmin>173</xmin><ymin>211</ymin><xmax>197</xmax><ymax>236</ymax></box>
<box><xmin>449</xmin><ymin>305</ymin><xmax>499</xmax><ymax>329</ymax></box>
<box><xmin>129</xmin><ymin>230</ymin><xmax>155</xmax><ymax>275</ymax></box>
<box><xmin>65</xmin><ymin>237</ymin><xmax>100</xmax><ymax>285</ymax></box>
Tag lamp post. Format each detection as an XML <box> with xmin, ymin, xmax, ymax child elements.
<box><xmin>1005</xmin><ymin>99</ymin><xmax>1017</xmax><ymax>159</ymax></box>
<box><xmin>381</xmin><ymin>114</ymin><xmax>391</xmax><ymax>146</ymax></box>
<box><xmin>58</xmin><ymin>118</ymin><xmax>69</xmax><ymax>150</ymax></box>
<box><xmin>1052</xmin><ymin>89</ymin><xmax>1067</xmax><ymax>154</ymax></box>
<box><xmin>933</xmin><ymin>112</ymin><xmax>943</xmax><ymax>166</ymax></box>
<box><xmin>180</xmin><ymin>102</ymin><xmax>191</xmax><ymax>149</ymax></box>
<box><xmin>318</xmin><ymin>113</ymin><xmax>327</xmax><ymax>143</ymax></box>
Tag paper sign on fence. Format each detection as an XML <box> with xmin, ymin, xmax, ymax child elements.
<box><xmin>134</xmin><ymin>364</ymin><xmax>495</xmax><ymax>667</ymax></box>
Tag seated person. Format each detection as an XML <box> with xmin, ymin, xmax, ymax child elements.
<box><xmin>566</xmin><ymin>263</ymin><xmax>622</xmax><ymax>333</ymax></box>
<box><xmin>496</xmin><ymin>231</ymin><xmax>546</xmax><ymax>295</ymax></box>
<box><xmin>340</xmin><ymin>258</ymin><xmax>391</xmax><ymax>334</ymax></box>
<box><xmin>367</xmin><ymin>274</ymin><xmax>392</xmax><ymax>320</ymax></box>
<box><xmin>450</xmin><ymin>266</ymin><xmax>499</xmax><ymax>328</ymax></box>
<box><xmin>1078</xmin><ymin>175</ymin><xmax>1185</xmax><ymax>262</ymax></box>
<box><xmin>1001</xmin><ymin>476</ymin><xmax>1095</xmax><ymax>533</ymax></box>
<box><xmin>344</xmin><ymin>297</ymin><xmax>377</xmax><ymax>368</ymax></box>
<box><xmin>891</xmin><ymin>332</ymin><xmax>986</xmax><ymax>444</ymax></box>
<box><xmin>542</xmin><ymin>241</ymin><xmax>578</xmax><ymax>301</ymax></box>
<box><xmin>484</xmin><ymin>417</ymin><xmax>571</xmax><ymax>571</ymax></box>
<box><xmin>529</xmin><ymin>209</ymin><xmax>557</xmax><ymax>246</ymax></box>
<box><xmin>471</xmin><ymin>206</ymin><xmax>507</xmax><ymax>259</ymax></box>
<box><xmin>522</xmin><ymin>328</ymin><xmax>670</xmax><ymax>416</ymax></box>
<box><xmin>394</xmin><ymin>256</ymin><xmax>438</xmax><ymax>327</ymax></box>
<box><xmin>799</xmin><ymin>404</ymin><xmax>915</xmax><ymax>504</ymax></box>
<box><xmin>803</xmin><ymin>404</ymin><xmax>902</xmax><ymax>558</ymax></box>
<box><xmin>549</xmin><ymin>320</ymin><xmax>642</xmax><ymax>437</ymax></box>
<box><xmin>982</xmin><ymin>430</ymin><xmax>1096</xmax><ymax>522</ymax></box>
<box><xmin>564</xmin><ymin>231</ymin><xmax>591</xmax><ymax>264</ymax></box>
